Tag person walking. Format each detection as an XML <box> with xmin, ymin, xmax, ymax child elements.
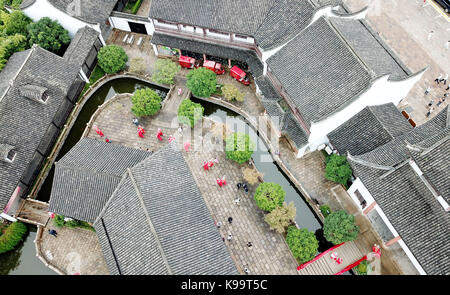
<box><xmin>426</xmin><ymin>106</ymin><xmax>435</xmax><ymax>118</ymax></box>
<box><xmin>247</xmin><ymin>242</ymin><xmax>253</xmax><ymax>248</ymax></box>
<box><xmin>105</xmin><ymin>138</ymin><xmax>111</xmax><ymax>143</ymax></box>
<box><xmin>132</xmin><ymin>118</ymin><xmax>139</xmax><ymax>126</ymax></box>
<box><xmin>435</xmin><ymin>74</ymin><xmax>442</xmax><ymax>84</ymax></box>
<box><xmin>442</xmin><ymin>74</ymin><xmax>448</xmax><ymax>85</ymax></box>
<box><xmin>48</xmin><ymin>229</ymin><xmax>58</xmax><ymax>238</ymax></box>
<box><xmin>227</xmin><ymin>233</ymin><xmax>232</xmax><ymax>242</ymax></box>
<box><xmin>228</xmin><ymin>217</ymin><xmax>233</xmax><ymax>224</ymax></box>
<box><xmin>437</xmin><ymin>97</ymin><xmax>445</xmax><ymax>106</ymax></box>
<box><xmin>237</xmin><ymin>183</ymin><xmax>242</xmax><ymax>190</ymax></box>
<box><xmin>234</xmin><ymin>197</ymin><xmax>240</xmax><ymax>206</ymax></box>
<box><xmin>428</xmin><ymin>99</ymin><xmax>434</xmax><ymax>107</ymax></box>
<box><xmin>215</xmin><ymin>221</ymin><xmax>222</xmax><ymax>229</ymax></box>
<box><xmin>427</xmin><ymin>30</ymin><xmax>434</xmax><ymax>40</ymax></box>
<box><xmin>445</xmin><ymin>40</ymin><xmax>450</xmax><ymax>50</ymax></box>
<box><xmin>243</xmin><ymin>267</ymin><xmax>249</xmax><ymax>274</ymax></box>
<box><xmin>424</xmin><ymin>86</ymin><xmax>431</xmax><ymax>95</ymax></box>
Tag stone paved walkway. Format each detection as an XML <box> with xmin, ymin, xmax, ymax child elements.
<box><xmin>87</xmin><ymin>86</ymin><xmax>299</xmax><ymax>275</ymax></box>
<box><xmin>40</xmin><ymin>220</ymin><xmax>109</xmax><ymax>275</ymax></box>
<box><xmin>343</xmin><ymin>0</ymin><xmax>450</xmax><ymax>125</ymax></box>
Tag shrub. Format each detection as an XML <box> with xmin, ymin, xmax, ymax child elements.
<box><xmin>27</xmin><ymin>17</ymin><xmax>70</xmax><ymax>54</ymax></box>
<box><xmin>323</xmin><ymin>210</ymin><xmax>360</xmax><ymax>245</ymax></box>
<box><xmin>97</xmin><ymin>45</ymin><xmax>128</xmax><ymax>74</ymax></box>
<box><xmin>131</xmin><ymin>88</ymin><xmax>162</xmax><ymax>117</ymax></box>
<box><xmin>0</xmin><ymin>33</ymin><xmax>27</xmax><ymax>70</ymax></box>
<box><xmin>0</xmin><ymin>10</ymin><xmax>32</xmax><ymax>36</ymax></box>
<box><xmin>129</xmin><ymin>57</ymin><xmax>146</xmax><ymax>75</ymax></box>
<box><xmin>186</xmin><ymin>67</ymin><xmax>217</xmax><ymax>98</ymax></box>
<box><xmin>264</xmin><ymin>202</ymin><xmax>296</xmax><ymax>234</ymax></box>
<box><xmin>225</xmin><ymin>132</ymin><xmax>255</xmax><ymax>164</ymax></box>
<box><xmin>222</xmin><ymin>84</ymin><xmax>244</xmax><ymax>102</ymax></box>
<box><xmin>254</xmin><ymin>182</ymin><xmax>285</xmax><ymax>212</ymax></box>
<box><xmin>131</xmin><ymin>0</ymin><xmax>143</xmax><ymax>14</ymax></box>
<box><xmin>152</xmin><ymin>58</ymin><xmax>180</xmax><ymax>85</ymax></box>
<box><xmin>325</xmin><ymin>154</ymin><xmax>353</xmax><ymax>186</ymax></box>
<box><xmin>320</xmin><ymin>204</ymin><xmax>332</xmax><ymax>218</ymax></box>
<box><xmin>0</xmin><ymin>222</ymin><xmax>27</xmax><ymax>254</ymax></box>
<box><xmin>242</xmin><ymin>166</ymin><xmax>263</xmax><ymax>185</ymax></box>
<box><xmin>286</xmin><ymin>226</ymin><xmax>319</xmax><ymax>264</ymax></box>
<box><xmin>177</xmin><ymin>98</ymin><xmax>204</xmax><ymax>128</ymax></box>
<box><xmin>354</xmin><ymin>260</ymin><xmax>370</xmax><ymax>275</ymax></box>
<box><xmin>53</xmin><ymin>214</ymin><xmax>65</xmax><ymax>227</ymax></box>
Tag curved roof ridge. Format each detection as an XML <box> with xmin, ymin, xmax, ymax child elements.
<box><xmin>348</xmin><ymin>151</ymin><xmax>394</xmax><ymax>171</ymax></box>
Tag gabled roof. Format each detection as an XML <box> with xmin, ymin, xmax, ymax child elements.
<box><xmin>281</xmin><ymin>112</ymin><xmax>309</xmax><ymax>148</ymax></box>
<box><xmin>0</xmin><ymin>45</ymin><xmax>81</xmax><ymax>210</ymax></box>
<box><xmin>347</xmin><ymin>107</ymin><xmax>450</xmax><ymax>274</ymax></box>
<box><xmin>94</xmin><ymin>144</ymin><xmax>238</xmax><ymax>275</ymax></box>
<box><xmin>349</xmin><ymin>158</ymin><xmax>450</xmax><ymax>275</ymax></box>
<box><xmin>63</xmin><ymin>26</ymin><xmax>100</xmax><ymax>68</ymax></box>
<box><xmin>328</xmin><ymin>103</ymin><xmax>413</xmax><ymax>156</ymax></box>
<box><xmin>149</xmin><ymin>0</ymin><xmax>317</xmax><ymax>51</ymax></box>
<box><xmin>48</xmin><ymin>138</ymin><xmax>151</xmax><ymax>222</ymax></box>
<box><xmin>47</xmin><ymin>0</ymin><xmax>117</xmax><ymax>27</ymax></box>
<box><xmin>267</xmin><ymin>16</ymin><xmax>373</xmax><ymax>124</ymax></box>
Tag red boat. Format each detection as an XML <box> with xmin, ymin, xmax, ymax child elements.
<box><xmin>230</xmin><ymin>66</ymin><xmax>250</xmax><ymax>85</ymax></box>
<box><xmin>202</xmin><ymin>60</ymin><xmax>225</xmax><ymax>75</ymax></box>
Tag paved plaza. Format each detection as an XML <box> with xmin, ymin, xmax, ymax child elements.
<box><xmin>40</xmin><ymin>220</ymin><xmax>109</xmax><ymax>275</ymax></box>
<box><xmin>343</xmin><ymin>0</ymin><xmax>450</xmax><ymax>125</ymax></box>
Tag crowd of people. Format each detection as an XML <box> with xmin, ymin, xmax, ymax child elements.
<box><xmin>425</xmin><ymin>73</ymin><xmax>449</xmax><ymax>118</ymax></box>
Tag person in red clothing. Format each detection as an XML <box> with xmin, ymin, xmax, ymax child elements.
<box><xmin>157</xmin><ymin>128</ymin><xmax>164</xmax><ymax>141</ymax></box>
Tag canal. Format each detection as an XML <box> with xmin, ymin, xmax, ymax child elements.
<box><xmin>1</xmin><ymin>78</ymin><xmax>336</xmax><ymax>274</ymax></box>
<box><xmin>0</xmin><ymin>78</ymin><xmax>168</xmax><ymax>275</ymax></box>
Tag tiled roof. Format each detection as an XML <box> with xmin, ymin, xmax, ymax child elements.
<box><xmin>349</xmin><ymin>160</ymin><xmax>450</xmax><ymax>275</ymax></box>
<box><xmin>48</xmin><ymin>138</ymin><xmax>150</xmax><ymax>222</ymax></box>
<box><xmin>149</xmin><ymin>0</ymin><xmax>318</xmax><ymax>51</ymax></box>
<box><xmin>0</xmin><ymin>46</ymin><xmax>82</xmax><ymax>210</ymax></box>
<box><xmin>409</xmin><ymin>131</ymin><xmax>450</xmax><ymax>204</ymax></box>
<box><xmin>63</xmin><ymin>26</ymin><xmax>100</xmax><ymax>68</ymax></box>
<box><xmin>330</xmin><ymin>18</ymin><xmax>408</xmax><ymax>80</ymax></box>
<box><xmin>94</xmin><ymin>144</ymin><xmax>238</xmax><ymax>275</ymax></box>
<box><xmin>267</xmin><ymin>17</ymin><xmax>373</xmax><ymax>124</ymax></box>
<box><xmin>48</xmin><ymin>0</ymin><xmax>117</xmax><ymax>28</ymax></box>
<box><xmin>255</xmin><ymin>75</ymin><xmax>281</xmax><ymax>100</ymax></box>
<box><xmin>281</xmin><ymin>112</ymin><xmax>309</xmax><ymax>148</ymax></box>
<box><xmin>151</xmin><ymin>32</ymin><xmax>264</xmax><ymax>76</ymax></box>
<box><xmin>328</xmin><ymin>103</ymin><xmax>413</xmax><ymax>156</ymax></box>
<box><xmin>347</xmin><ymin>107</ymin><xmax>450</xmax><ymax>274</ymax></box>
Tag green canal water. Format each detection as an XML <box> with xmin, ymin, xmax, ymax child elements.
<box><xmin>1</xmin><ymin>77</ymin><xmax>344</xmax><ymax>274</ymax></box>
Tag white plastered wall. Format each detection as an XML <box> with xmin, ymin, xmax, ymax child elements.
<box><xmin>22</xmin><ymin>0</ymin><xmax>100</xmax><ymax>37</ymax></box>
<box><xmin>109</xmin><ymin>16</ymin><xmax>155</xmax><ymax>35</ymax></box>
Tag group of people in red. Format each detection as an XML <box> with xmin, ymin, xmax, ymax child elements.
<box><xmin>93</xmin><ymin>125</ymin><xmax>112</xmax><ymax>143</ymax></box>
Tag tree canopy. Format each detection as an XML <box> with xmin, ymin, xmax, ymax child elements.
<box><xmin>323</xmin><ymin>210</ymin><xmax>360</xmax><ymax>245</ymax></box>
<box><xmin>177</xmin><ymin>98</ymin><xmax>204</xmax><ymax>128</ymax></box>
<box><xmin>222</xmin><ymin>83</ymin><xmax>244</xmax><ymax>102</ymax></box>
<box><xmin>286</xmin><ymin>226</ymin><xmax>319</xmax><ymax>264</ymax></box>
<box><xmin>97</xmin><ymin>44</ymin><xmax>128</xmax><ymax>74</ymax></box>
<box><xmin>264</xmin><ymin>202</ymin><xmax>296</xmax><ymax>234</ymax></box>
<box><xmin>186</xmin><ymin>67</ymin><xmax>217</xmax><ymax>98</ymax></box>
<box><xmin>131</xmin><ymin>88</ymin><xmax>162</xmax><ymax>117</ymax></box>
<box><xmin>27</xmin><ymin>17</ymin><xmax>70</xmax><ymax>54</ymax></box>
<box><xmin>225</xmin><ymin>132</ymin><xmax>255</xmax><ymax>164</ymax></box>
<box><xmin>254</xmin><ymin>182</ymin><xmax>285</xmax><ymax>212</ymax></box>
<box><xmin>325</xmin><ymin>154</ymin><xmax>353</xmax><ymax>186</ymax></box>
<box><xmin>152</xmin><ymin>58</ymin><xmax>180</xmax><ymax>85</ymax></box>
<box><xmin>0</xmin><ymin>10</ymin><xmax>31</xmax><ymax>36</ymax></box>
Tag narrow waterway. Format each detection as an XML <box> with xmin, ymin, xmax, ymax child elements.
<box><xmin>0</xmin><ymin>78</ymin><xmax>167</xmax><ymax>275</ymax></box>
<box><xmin>191</xmin><ymin>98</ymin><xmax>322</xmax><ymax>232</ymax></box>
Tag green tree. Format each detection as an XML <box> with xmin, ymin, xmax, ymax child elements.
<box><xmin>222</xmin><ymin>83</ymin><xmax>244</xmax><ymax>102</ymax></box>
<box><xmin>254</xmin><ymin>182</ymin><xmax>285</xmax><ymax>212</ymax></box>
<box><xmin>131</xmin><ymin>88</ymin><xmax>162</xmax><ymax>117</ymax></box>
<box><xmin>264</xmin><ymin>202</ymin><xmax>296</xmax><ymax>234</ymax></box>
<box><xmin>0</xmin><ymin>222</ymin><xmax>28</xmax><ymax>254</ymax></box>
<box><xmin>97</xmin><ymin>45</ymin><xmax>128</xmax><ymax>74</ymax></box>
<box><xmin>225</xmin><ymin>132</ymin><xmax>254</xmax><ymax>164</ymax></box>
<box><xmin>186</xmin><ymin>67</ymin><xmax>217</xmax><ymax>97</ymax></box>
<box><xmin>286</xmin><ymin>226</ymin><xmax>319</xmax><ymax>264</ymax></box>
<box><xmin>177</xmin><ymin>98</ymin><xmax>204</xmax><ymax>128</ymax></box>
<box><xmin>325</xmin><ymin>154</ymin><xmax>353</xmax><ymax>186</ymax></box>
<box><xmin>0</xmin><ymin>33</ymin><xmax>26</xmax><ymax>71</ymax></box>
<box><xmin>129</xmin><ymin>57</ymin><xmax>146</xmax><ymax>75</ymax></box>
<box><xmin>27</xmin><ymin>17</ymin><xmax>70</xmax><ymax>53</ymax></box>
<box><xmin>1</xmin><ymin>10</ymin><xmax>32</xmax><ymax>36</ymax></box>
<box><xmin>152</xmin><ymin>58</ymin><xmax>180</xmax><ymax>85</ymax></box>
<box><xmin>323</xmin><ymin>210</ymin><xmax>360</xmax><ymax>245</ymax></box>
